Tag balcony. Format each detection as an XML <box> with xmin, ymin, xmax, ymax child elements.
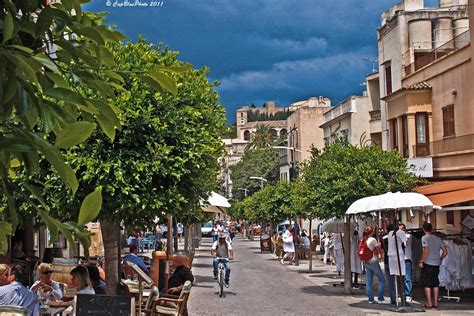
<box><xmin>431</xmin><ymin>133</ymin><xmax>474</xmax><ymax>155</ymax></box>
<box><xmin>404</xmin><ymin>30</ymin><xmax>470</xmax><ymax>76</ymax></box>
<box><xmin>324</xmin><ymin>98</ymin><xmax>354</xmax><ymax>122</ymax></box>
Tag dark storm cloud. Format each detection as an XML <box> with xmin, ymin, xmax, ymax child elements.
<box><xmin>85</xmin><ymin>0</ymin><xmax>439</xmax><ymax>122</ymax></box>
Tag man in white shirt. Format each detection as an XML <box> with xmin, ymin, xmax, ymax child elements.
<box><xmin>332</xmin><ymin>233</ymin><xmax>344</xmax><ymax>276</ymax></box>
<box><xmin>399</xmin><ymin>223</ymin><xmax>413</xmax><ymax>302</ymax></box>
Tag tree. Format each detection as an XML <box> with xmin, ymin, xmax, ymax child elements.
<box><xmin>0</xmin><ymin>0</ymin><xmax>130</xmax><ymax>252</ymax></box>
<box><xmin>300</xmin><ymin>140</ymin><xmax>420</xmax><ymax>220</ymax></box>
<box><xmin>245</xmin><ymin>124</ymin><xmax>276</xmax><ymax>150</ymax></box>
<box><xmin>299</xmin><ymin>140</ymin><xmax>420</xmax><ymax>289</ymax></box>
<box><xmin>229</xmin><ymin>147</ymin><xmax>280</xmax><ymax>200</ymax></box>
<box><xmin>243</xmin><ymin>181</ymin><xmax>297</xmax><ymax>223</ymax></box>
<box><xmin>39</xmin><ymin>39</ymin><xmax>225</xmax><ymax>293</ymax></box>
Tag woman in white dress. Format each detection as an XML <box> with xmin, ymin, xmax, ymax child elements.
<box><xmin>281</xmin><ymin>226</ymin><xmax>295</xmax><ymax>265</ymax></box>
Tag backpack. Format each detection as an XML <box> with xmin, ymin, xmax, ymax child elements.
<box><xmin>358</xmin><ymin>239</ymin><xmax>374</xmax><ymax>262</ymax></box>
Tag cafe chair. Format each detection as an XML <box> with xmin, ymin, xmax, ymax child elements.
<box><xmin>0</xmin><ymin>305</ymin><xmax>27</xmax><ymax>316</ymax></box>
<box><xmin>152</xmin><ymin>281</ymin><xmax>192</xmax><ymax>316</ymax></box>
<box><xmin>140</xmin><ymin>286</ymin><xmax>159</xmax><ymax>316</ymax></box>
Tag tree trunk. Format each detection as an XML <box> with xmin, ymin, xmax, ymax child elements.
<box><xmin>101</xmin><ymin>219</ymin><xmax>120</xmax><ymax>295</ymax></box>
<box><xmin>172</xmin><ymin>218</ymin><xmax>178</xmax><ymax>253</ymax></box>
<box><xmin>308</xmin><ymin>219</ymin><xmax>313</xmax><ymax>273</ymax></box>
<box><xmin>184</xmin><ymin>225</ymin><xmax>189</xmax><ymax>252</ymax></box>
<box><xmin>343</xmin><ymin>216</ymin><xmax>352</xmax><ymax>295</ymax></box>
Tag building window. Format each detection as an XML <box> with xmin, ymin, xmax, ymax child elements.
<box><xmin>402</xmin><ymin>115</ymin><xmax>408</xmax><ymax>158</ymax></box>
<box><xmin>446</xmin><ymin>211</ymin><xmax>454</xmax><ymax>225</ymax></box>
<box><xmin>385</xmin><ymin>63</ymin><xmax>392</xmax><ymax>95</ymax></box>
<box><xmin>240</xmin><ymin>113</ymin><xmax>243</xmax><ymax>118</ymax></box>
<box><xmin>442</xmin><ymin>105</ymin><xmax>455</xmax><ymax>137</ymax></box>
<box><xmin>415</xmin><ymin>112</ymin><xmax>430</xmax><ymax>156</ymax></box>
<box><xmin>243</xmin><ymin>130</ymin><xmax>250</xmax><ymax>140</ymax></box>
<box><xmin>391</xmin><ymin>119</ymin><xmax>398</xmax><ymax>151</ymax></box>
<box><xmin>240</xmin><ymin>119</ymin><xmax>245</xmax><ymax>126</ymax></box>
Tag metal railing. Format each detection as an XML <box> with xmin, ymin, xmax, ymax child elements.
<box><xmin>404</xmin><ymin>30</ymin><xmax>470</xmax><ymax>76</ymax></box>
<box><xmin>323</xmin><ymin>98</ymin><xmax>354</xmax><ymax>122</ymax></box>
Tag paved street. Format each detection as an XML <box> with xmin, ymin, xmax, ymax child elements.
<box><xmin>188</xmin><ymin>236</ymin><xmax>474</xmax><ymax>316</ymax></box>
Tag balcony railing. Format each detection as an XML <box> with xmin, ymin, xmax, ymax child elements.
<box><xmin>404</xmin><ymin>30</ymin><xmax>470</xmax><ymax>76</ymax></box>
<box><xmin>430</xmin><ymin>133</ymin><xmax>474</xmax><ymax>155</ymax></box>
<box><xmin>324</xmin><ymin>98</ymin><xmax>354</xmax><ymax>122</ymax></box>
<box><xmin>369</xmin><ymin>110</ymin><xmax>381</xmax><ymax>121</ymax></box>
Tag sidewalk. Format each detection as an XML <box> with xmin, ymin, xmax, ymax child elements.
<box><xmin>240</xmin><ymin>236</ymin><xmax>474</xmax><ymax>316</ymax></box>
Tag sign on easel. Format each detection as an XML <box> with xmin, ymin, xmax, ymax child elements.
<box><xmin>74</xmin><ymin>294</ymin><xmax>135</xmax><ymax>316</ymax></box>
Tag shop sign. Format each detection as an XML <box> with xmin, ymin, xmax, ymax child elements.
<box><xmin>407</xmin><ymin>157</ymin><xmax>433</xmax><ymax>178</ymax></box>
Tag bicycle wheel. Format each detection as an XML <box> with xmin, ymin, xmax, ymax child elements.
<box><xmin>219</xmin><ymin>267</ymin><xmax>225</xmax><ymax>297</ymax></box>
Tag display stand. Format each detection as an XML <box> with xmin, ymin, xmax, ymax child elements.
<box><xmin>440</xmin><ymin>289</ymin><xmax>461</xmax><ymax>303</ymax></box>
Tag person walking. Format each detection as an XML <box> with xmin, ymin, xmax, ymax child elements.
<box><xmin>399</xmin><ymin>223</ymin><xmax>413</xmax><ymax>302</ymax></box>
<box><xmin>419</xmin><ymin>222</ymin><xmax>448</xmax><ymax>308</ymax></box>
<box><xmin>281</xmin><ymin>225</ymin><xmax>295</xmax><ymax>265</ymax></box>
<box><xmin>350</xmin><ymin>229</ymin><xmax>362</xmax><ymax>289</ymax></box>
<box><xmin>360</xmin><ymin>226</ymin><xmax>389</xmax><ymax>305</ymax></box>
<box><xmin>323</xmin><ymin>233</ymin><xmax>331</xmax><ymax>265</ymax></box>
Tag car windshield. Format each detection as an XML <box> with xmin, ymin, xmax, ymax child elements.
<box><xmin>202</xmin><ymin>221</ymin><xmax>212</xmax><ymax>228</ymax></box>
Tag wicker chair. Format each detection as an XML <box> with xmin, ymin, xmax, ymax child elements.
<box><xmin>152</xmin><ymin>281</ymin><xmax>192</xmax><ymax>316</ymax></box>
<box><xmin>0</xmin><ymin>305</ymin><xmax>27</xmax><ymax>316</ymax></box>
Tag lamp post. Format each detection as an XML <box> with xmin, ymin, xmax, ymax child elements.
<box><xmin>249</xmin><ymin>176</ymin><xmax>267</xmax><ymax>240</ymax></box>
<box><xmin>288</xmin><ymin>125</ymin><xmax>300</xmax><ymax>266</ymax></box>
<box><xmin>236</xmin><ymin>187</ymin><xmax>249</xmax><ymax>198</ymax></box>
<box><xmin>249</xmin><ymin>176</ymin><xmax>267</xmax><ymax>188</ymax></box>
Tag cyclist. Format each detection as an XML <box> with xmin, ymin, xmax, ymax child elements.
<box><xmin>211</xmin><ymin>232</ymin><xmax>234</xmax><ymax>287</ymax></box>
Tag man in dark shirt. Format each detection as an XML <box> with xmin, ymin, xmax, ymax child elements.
<box><xmin>166</xmin><ymin>261</ymin><xmax>194</xmax><ymax>296</ymax></box>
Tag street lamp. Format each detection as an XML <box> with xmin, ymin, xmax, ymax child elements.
<box><xmin>249</xmin><ymin>176</ymin><xmax>267</xmax><ymax>188</ymax></box>
<box><xmin>236</xmin><ymin>187</ymin><xmax>249</xmax><ymax>198</ymax></box>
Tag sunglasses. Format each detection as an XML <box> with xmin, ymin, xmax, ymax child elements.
<box><xmin>42</xmin><ymin>271</ymin><xmax>53</xmax><ymax>274</ymax></box>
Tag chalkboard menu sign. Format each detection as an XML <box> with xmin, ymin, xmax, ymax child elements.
<box><xmin>74</xmin><ymin>294</ymin><xmax>135</xmax><ymax>316</ymax></box>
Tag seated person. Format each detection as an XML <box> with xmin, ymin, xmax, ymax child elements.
<box><xmin>86</xmin><ymin>265</ymin><xmax>106</xmax><ymax>295</ymax></box>
<box><xmin>300</xmin><ymin>232</ymin><xmax>311</xmax><ymax>259</ymax></box>
<box><xmin>164</xmin><ymin>260</ymin><xmax>194</xmax><ymax>296</ymax></box>
<box><xmin>31</xmin><ymin>263</ymin><xmax>62</xmax><ymax>300</ymax></box>
<box><xmin>123</xmin><ymin>245</ymin><xmax>148</xmax><ymax>272</ymax></box>
<box><xmin>11</xmin><ymin>240</ymin><xmax>27</xmax><ymax>260</ymax></box>
<box><xmin>0</xmin><ymin>264</ymin><xmax>40</xmax><ymax>316</ymax></box>
<box><xmin>70</xmin><ymin>266</ymin><xmax>95</xmax><ymax>295</ymax></box>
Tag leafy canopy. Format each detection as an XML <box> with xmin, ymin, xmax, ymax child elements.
<box><xmin>299</xmin><ymin>140</ymin><xmax>420</xmax><ymax>220</ymax></box>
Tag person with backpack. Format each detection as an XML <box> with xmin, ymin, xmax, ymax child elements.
<box><xmin>359</xmin><ymin>226</ymin><xmax>390</xmax><ymax>305</ymax></box>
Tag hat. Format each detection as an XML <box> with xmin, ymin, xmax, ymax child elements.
<box><xmin>218</xmin><ymin>232</ymin><xmax>226</xmax><ymax>239</ymax></box>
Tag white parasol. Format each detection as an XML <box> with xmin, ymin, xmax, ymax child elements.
<box><xmin>321</xmin><ymin>218</ymin><xmax>355</xmax><ymax>233</ymax></box>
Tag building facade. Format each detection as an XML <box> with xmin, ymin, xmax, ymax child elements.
<box><xmin>379</xmin><ymin>0</ymin><xmax>474</xmax><ymax>233</ymax></box>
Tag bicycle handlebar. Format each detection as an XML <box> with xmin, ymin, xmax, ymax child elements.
<box><xmin>215</xmin><ymin>257</ymin><xmax>230</xmax><ymax>262</ymax></box>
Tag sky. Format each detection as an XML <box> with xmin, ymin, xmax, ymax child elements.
<box><xmin>85</xmin><ymin>0</ymin><xmax>439</xmax><ymax>123</ymax></box>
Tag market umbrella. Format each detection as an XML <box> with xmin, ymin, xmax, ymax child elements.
<box><xmin>346</xmin><ymin>192</ymin><xmax>439</xmax><ymax>215</ymax></box>
<box><xmin>321</xmin><ymin>218</ymin><xmax>355</xmax><ymax>233</ymax></box>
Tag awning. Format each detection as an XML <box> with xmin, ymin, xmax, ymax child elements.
<box><xmin>201</xmin><ymin>191</ymin><xmax>231</xmax><ymax>214</ymax></box>
<box><xmin>416</xmin><ymin>180</ymin><xmax>474</xmax><ymax>207</ymax></box>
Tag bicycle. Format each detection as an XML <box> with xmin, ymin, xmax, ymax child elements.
<box><xmin>215</xmin><ymin>257</ymin><xmax>229</xmax><ymax>297</ymax></box>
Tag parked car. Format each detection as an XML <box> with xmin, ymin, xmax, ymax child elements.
<box><xmin>201</xmin><ymin>221</ymin><xmax>213</xmax><ymax>237</ymax></box>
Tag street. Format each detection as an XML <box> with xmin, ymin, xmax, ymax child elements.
<box><xmin>188</xmin><ymin>236</ymin><xmax>364</xmax><ymax>316</ymax></box>
<box><xmin>188</xmin><ymin>236</ymin><xmax>474</xmax><ymax>316</ymax></box>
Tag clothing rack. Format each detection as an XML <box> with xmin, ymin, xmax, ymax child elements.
<box><xmin>439</xmin><ymin>234</ymin><xmax>471</xmax><ymax>303</ymax></box>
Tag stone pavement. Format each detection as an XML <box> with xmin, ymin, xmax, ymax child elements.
<box><xmin>187</xmin><ymin>235</ymin><xmax>474</xmax><ymax>316</ymax></box>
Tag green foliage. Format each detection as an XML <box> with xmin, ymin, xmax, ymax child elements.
<box><xmin>299</xmin><ymin>141</ymin><xmax>420</xmax><ymax>220</ymax></box>
<box><xmin>40</xmin><ymin>38</ymin><xmax>225</xmax><ymax>229</ymax></box>
<box><xmin>245</xmin><ymin>124</ymin><xmax>277</xmax><ymax>150</ymax></box>
<box><xmin>221</xmin><ymin>124</ymin><xmax>237</xmax><ymax>139</ymax></box>
<box><xmin>230</xmin><ymin>147</ymin><xmax>280</xmax><ymax>200</ymax></box>
<box><xmin>0</xmin><ymin>1</ymin><xmax>178</xmax><ymax>252</ymax></box>
<box><xmin>247</xmin><ymin>109</ymin><xmax>293</xmax><ymax>122</ymax></box>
